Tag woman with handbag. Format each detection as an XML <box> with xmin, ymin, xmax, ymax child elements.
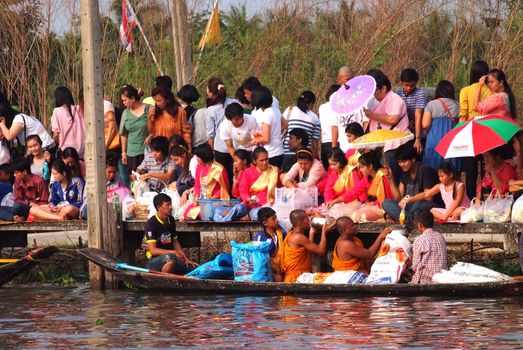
<box><xmin>0</xmin><ymin>102</ymin><xmax>55</xmax><ymax>158</ymax></box>
<box><xmin>421</xmin><ymin>80</ymin><xmax>463</xmax><ymax>172</ymax></box>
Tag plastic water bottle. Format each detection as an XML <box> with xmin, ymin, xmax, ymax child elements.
<box><xmin>42</xmin><ymin>160</ymin><xmax>50</xmax><ymax>182</ymax></box>
<box><xmin>399</xmin><ymin>207</ymin><xmax>406</xmax><ymax>226</ymax></box>
<box><xmin>200</xmin><ymin>182</ymin><xmax>208</xmax><ymax>199</ymax></box>
<box><xmin>113</xmin><ymin>192</ymin><xmax>120</xmax><ymax>208</ymax></box>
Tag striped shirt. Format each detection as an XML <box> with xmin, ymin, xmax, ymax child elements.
<box><xmin>397</xmin><ymin>87</ymin><xmax>427</xmax><ymax>132</ymax></box>
<box><xmin>410</xmin><ymin>228</ymin><xmax>447</xmax><ymax>284</ymax></box>
<box><xmin>282</xmin><ymin>107</ymin><xmax>321</xmax><ymax>154</ymax></box>
<box><xmin>137</xmin><ymin>154</ymin><xmax>176</xmax><ymax>191</ymax></box>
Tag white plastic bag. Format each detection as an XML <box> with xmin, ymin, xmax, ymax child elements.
<box><xmin>511</xmin><ymin>194</ymin><xmax>523</xmax><ymax>223</ymax></box>
<box><xmin>432</xmin><ymin>262</ymin><xmax>511</xmax><ymax>284</ymax></box>
<box><xmin>366</xmin><ymin>230</ymin><xmax>412</xmax><ymax>284</ymax></box>
<box><xmin>121</xmin><ymin>195</ymin><xmax>136</xmax><ymax>220</ymax></box>
<box><xmin>147</xmin><ymin>189</ymin><xmax>181</xmax><ymax>219</ymax></box>
<box><xmin>0</xmin><ymin>141</ymin><xmax>10</xmax><ymax>165</ymax></box>
<box><xmin>460</xmin><ymin>197</ymin><xmax>483</xmax><ymax>223</ymax></box>
<box><xmin>483</xmin><ymin>193</ymin><xmax>513</xmax><ymax>223</ymax></box>
<box><xmin>1</xmin><ymin>192</ymin><xmax>14</xmax><ymax>207</ymax></box>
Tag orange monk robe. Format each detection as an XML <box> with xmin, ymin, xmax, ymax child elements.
<box><xmin>332</xmin><ymin>237</ymin><xmax>369</xmax><ymax>274</ymax></box>
<box><xmin>281</xmin><ymin>231</ymin><xmax>312</xmax><ymax>282</ymax></box>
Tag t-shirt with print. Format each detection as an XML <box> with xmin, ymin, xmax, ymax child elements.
<box><xmin>144</xmin><ymin>214</ymin><xmax>177</xmax><ymax>259</ymax></box>
<box><xmin>400</xmin><ymin>163</ymin><xmax>438</xmax><ymax>197</ymax></box>
<box><xmin>219</xmin><ymin>114</ymin><xmax>258</xmax><ymax>151</ymax></box>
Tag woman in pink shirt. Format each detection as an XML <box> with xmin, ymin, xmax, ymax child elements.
<box><xmin>283</xmin><ymin>148</ymin><xmax>326</xmax><ymax>189</ymax></box>
<box><xmin>324</xmin><ymin>148</ymin><xmax>364</xmax><ymax>206</ymax></box>
<box><xmin>473</xmin><ymin>68</ymin><xmax>516</xmax><ymax>119</ymax></box>
<box><xmin>51</xmin><ymin>87</ymin><xmax>85</xmax><ymax>157</ymax></box>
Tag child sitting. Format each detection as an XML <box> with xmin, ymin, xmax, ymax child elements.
<box><xmin>401</xmin><ymin>162</ymin><xmax>469</xmax><ymax>222</ymax></box>
<box><xmin>281</xmin><ymin>209</ymin><xmax>335</xmax><ymax>282</ymax></box>
<box><xmin>41</xmin><ymin>159</ymin><xmax>84</xmax><ymax>220</ymax></box>
<box><xmin>253</xmin><ymin>207</ymin><xmax>286</xmax><ymax>282</ymax></box>
<box><xmin>168</xmin><ymin>145</ymin><xmax>194</xmax><ymax>205</ymax></box>
<box><xmin>132</xmin><ymin>136</ymin><xmax>176</xmax><ymax>192</ymax></box>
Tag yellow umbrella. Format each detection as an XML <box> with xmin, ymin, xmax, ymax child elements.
<box><xmin>348</xmin><ymin>129</ymin><xmax>414</xmax><ymax>149</ymax></box>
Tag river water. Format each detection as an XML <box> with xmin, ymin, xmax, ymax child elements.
<box><xmin>0</xmin><ymin>285</ymin><xmax>522</xmax><ymax>349</ymax></box>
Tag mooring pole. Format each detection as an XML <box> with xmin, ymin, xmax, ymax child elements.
<box><xmin>80</xmin><ymin>0</ymin><xmax>107</xmax><ymax>290</ymax></box>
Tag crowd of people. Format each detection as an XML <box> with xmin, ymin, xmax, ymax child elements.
<box><xmin>1</xmin><ymin>60</ymin><xmax>519</xmax><ymax>224</ymax></box>
<box><xmin>0</xmin><ymin>59</ymin><xmax>519</xmax><ymax>283</ymax></box>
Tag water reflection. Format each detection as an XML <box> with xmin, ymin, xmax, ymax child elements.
<box><xmin>0</xmin><ymin>286</ymin><xmax>522</xmax><ymax>348</ymax></box>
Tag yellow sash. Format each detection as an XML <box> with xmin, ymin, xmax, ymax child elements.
<box><xmin>203</xmin><ymin>162</ymin><xmax>230</xmax><ymax>200</ymax></box>
<box><xmin>250</xmin><ymin>165</ymin><xmax>279</xmax><ymax>203</ymax></box>
<box><xmin>347</xmin><ymin>150</ymin><xmax>361</xmax><ymax>167</ymax></box>
<box><xmin>367</xmin><ymin>168</ymin><xmax>389</xmax><ymax>204</ymax></box>
<box><xmin>332</xmin><ymin>163</ymin><xmax>360</xmax><ymax>195</ymax></box>
<box><xmin>185</xmin><ymin>162</ymin><xmax>229</xmax><ymax>220</ymax></box>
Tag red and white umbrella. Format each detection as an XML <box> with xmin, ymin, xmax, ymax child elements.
<box><xmin>435</xmin><ymin>114</ymin><xmax>520</xmax><ymax>158</ymax></box>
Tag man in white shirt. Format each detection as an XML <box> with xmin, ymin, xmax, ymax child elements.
<box><xmin>220</xmin><ymin>103</ymin><xmax>258</xmax><ymax>158</ymax></box>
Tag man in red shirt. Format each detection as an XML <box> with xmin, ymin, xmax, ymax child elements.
<box><xmin>13</xmin><ymin>158</ymin><xmax>49</xmax><ymax>206</ymax></box>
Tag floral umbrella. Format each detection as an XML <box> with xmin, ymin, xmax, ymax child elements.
<box><xmin>348</xmin><ymin>129</ymin><xmax>414</xmax><ymax>149</ymax></box>
<box><xmin>330</xmin><ymin>75</ymin><xmax>376</xmax><ymax>115</ymax></box>
<box><xmin>435</xmin><ymin>114</ymin><xmax>520</xmax><ymax>158</ymax></box>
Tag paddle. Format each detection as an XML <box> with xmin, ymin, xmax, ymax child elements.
<box><xmin>0</xmin><ymin>259</ymin><xmax>19</xmax><ymax>264</ymax></box>
<box><xmin>114</xmin><ymin>263</ymin><xmax>195</xmax><ymax>279</ymax></box>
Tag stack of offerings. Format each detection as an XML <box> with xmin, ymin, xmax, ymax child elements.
<box><xmin>365</xmin><ymin>230</ymin><xmax>412</xmax><ymax>284</ymax></box>
<box><xmin>273</xmin><ymin>187</ymin><xmax>318</xmax><ymax>231</ymax></box>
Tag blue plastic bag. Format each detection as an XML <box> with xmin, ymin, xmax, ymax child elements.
<box><xmin>213</xmin><ymin>203</ymin><xmax>249</xmax><ymax>222</ymax></box>
<box><xmin>230</xmin><ymin>241</ymin><xmax>272</xmax><ymax>282</ymax></box>
<box><xmin>185</xmin><ymin>253</ymin><xmax>234</xmax><ymax>280</ymax></box>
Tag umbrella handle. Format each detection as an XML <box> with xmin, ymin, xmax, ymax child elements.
<box><xmin>344</xmin><ymin>83</ymin><xmax>351</xmax><ymax>90</ymax></box>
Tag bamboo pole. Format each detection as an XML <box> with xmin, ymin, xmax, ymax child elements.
<box><xmin>79</xmin><ymin>0</ymin><xmax>107</xmax><ymax>290</ymax></box>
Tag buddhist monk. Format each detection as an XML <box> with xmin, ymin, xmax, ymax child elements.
<box><xmin>332</xmin><ymin>217</ymin><xmax>391</xmax><ymax>274</ymax></box>
<box><xmin>281</xmin><ymin>209</ymin><xmax>335</xmax><ymax>282</ymax></box>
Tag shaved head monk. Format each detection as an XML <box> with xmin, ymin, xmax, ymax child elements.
<box><xmin>281</xmin><ymin>209</ymin><xmax>335</xmax><ymax>282</ymax></box>
<box><xmin>332</xmin><ymin>217</ymin><xmax>391</xmax><ymax>274</ymax></box>
<box><xmin>337</xmin><ymin>66</ymin><xmax>354</xmax><ymax>85</ymax></box>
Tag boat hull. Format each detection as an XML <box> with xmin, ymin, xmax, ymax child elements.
<box><xmin>79</xmin><ymin>248</ymin><xmax>523</xmax><ymax>297</ymax></box>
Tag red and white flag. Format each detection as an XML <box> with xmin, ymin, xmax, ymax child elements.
<box><xmin>119</xmin><ymin>0</ymin><xmax>138</xmax><ymax>53</ymax></box>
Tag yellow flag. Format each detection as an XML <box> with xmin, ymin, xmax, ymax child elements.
<box><xmin>198</xmin><ymin>1</ymin><xmax>222</xmax><ymax>50</ymax></box>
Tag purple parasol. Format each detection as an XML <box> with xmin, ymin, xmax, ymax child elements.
<box><xmin>330</xmin><ymin>75</ymin><xmax>376</xmax><ymax>114</ymax></box>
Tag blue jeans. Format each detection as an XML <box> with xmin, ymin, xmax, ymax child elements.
<box><xmin>382</xmin><ymin>199</ymin><xmax>436</xmax><ymax>221</ymax></box>
<box><xmin>0</xmin><ymin>202</ymin><xmax>31</xmax><ymax>221</ymax></box>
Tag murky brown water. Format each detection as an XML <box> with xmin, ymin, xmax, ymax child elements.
<box><xmin>0</xmin><ymin>285</ymin><xmax>522</xmax><ymax>349</ymax></box>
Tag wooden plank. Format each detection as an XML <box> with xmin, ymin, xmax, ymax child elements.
<box><xmin>80</xmin><ymin>0</ymin><xmax>106</xmax><ymax>290</ymax></box>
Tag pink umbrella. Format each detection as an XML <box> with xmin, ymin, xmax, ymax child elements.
<box><xmin>330</xmin><ymin>75</ymin><xmax>376</xmax><ymax>114</ymax></box>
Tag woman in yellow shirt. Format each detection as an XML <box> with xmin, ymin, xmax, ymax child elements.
<box><xmin>459</xmin><ymin>59</ymin><xmax>492</xmax><ymax>201</ymax></box>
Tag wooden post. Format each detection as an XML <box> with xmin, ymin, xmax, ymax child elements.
<box><xmin>171</xmin><ymin>0</ymin><xmax>193</xmax><ymax>89</ymax></box>
<box><xmin>80</xmin><ymin>0</ymin><xmax>107</xmax><ymax>290</ymax></box>
<box><xmin>103</xmin><ymin>203</ymin><xmax>123</xmax><ymax>289</ymax></box>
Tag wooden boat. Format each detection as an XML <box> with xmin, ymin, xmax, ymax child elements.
<box><xmin>79</xmin><ymin>248</ymin><xmax>523</xmax><ymax>297</ymax></box>
<box><xmin>0</xmin><ymin>246</ymin><xmax>59</xmax><ymax>287</ymax></box>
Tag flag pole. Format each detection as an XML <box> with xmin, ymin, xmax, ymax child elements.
<box><xmin>134</xmin><ymin>19</ymin><xmax>164</xmax><ymax>76</ymax></box>
<box><xmin>195</xmin><ymin>0</ymin><xmax>218</xmax><ymax>75</ymax></box>
<box><xmin>126</xmin><ymin>1</ymin><xmax>164</xmax><ymax>76</ymax></box>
